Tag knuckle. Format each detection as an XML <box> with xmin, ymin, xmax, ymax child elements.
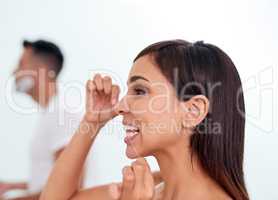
<box><xmin>125</xmin><ymin>174</ymin><xmax>134</xmax><ymax>182</ymax></box>
<box><xmin>122</xmin><ymin>167</ymin><xmax>134</xmax><ymax>182</ymax></box>
<box><xmin>134</xmin><ymin>165</ymin><xmax>144</xmax><ymax>172</ymax></box>
<box><xmin>104</xmin><ymin>76</ymin><xmax>112</xmax><ymax>81</ymax></box>
<box><xmin>94</xmin><ymin>73</ymin><xmax>101</xmax><ymax>80</ymax></box>
<box><xmin>95</xmin><ymin>73</ymin><xmax>101</xmax><ymax>77</ymax></box>
<box><xmin>86</xmin><ymin>81</ymin><xmax>94</xmax><ymax>91</ymax></box>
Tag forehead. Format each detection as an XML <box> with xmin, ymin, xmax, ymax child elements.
<box><xmin>20</xmin><ymin>48</ymin><xmax>33</xmax><ymax>63</ymax></box>
<box><xmin>128</xmin><ymin>55</ymin><xmax>169</xmax><ymax>84</ymax></box>
<box><xmin>22</xmin><ymin>48</ymin><xmax>33</xmax><ymax>57</ymax></box>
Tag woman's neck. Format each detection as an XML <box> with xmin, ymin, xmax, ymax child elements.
<box><xmin>153</xmin><ymin>142</ymin><xmax>229</xmax><ymax>200</ymax></box>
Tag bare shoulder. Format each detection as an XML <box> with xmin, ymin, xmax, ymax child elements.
<box><xmin>71</xmin><ymin>183</ymin><xmax>121</xmax><ymax>200</ymax></box>
<box><xmin>70</xmin><ymin>171</ymin><xmax>162</xmax><ymax>200</ymax></box>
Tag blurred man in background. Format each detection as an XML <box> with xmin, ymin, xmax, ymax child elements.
<box><xmin>0</xmin><ymin>40</ymin><xmax>82</xmax><ymax>200</ymax></box>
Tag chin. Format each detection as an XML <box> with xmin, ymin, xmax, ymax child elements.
<box><xmin>125</xmin><ymin>146</ymin><xmax>140</xmax><ymax>159</ymax></box>
<box><xmin>126</xmin><ymin>145</ymin><xmax>148</xmax><ymax>159</ymax></box>
<box><xmin>126</xmin><ymin>153</ymin><xmax>138</xmax><ymax>159</ymax></box>
<box><xmin>125</xmin><ymin>145</ymin><xmax>152</xmax><ymax>159</ymax></box>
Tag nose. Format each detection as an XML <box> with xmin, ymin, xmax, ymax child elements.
<box><xmin>115</xmin><ymin>95</ymin><xmax>130</xmax><ymax>115</ymax></box>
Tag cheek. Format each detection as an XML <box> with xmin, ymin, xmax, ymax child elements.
<box><xmin>127</xmin><ymin>96</ymin><xmax>182</xmax><ymax>155</ymax></box>
<box><xmin>130</xmin><ymin>94</ymin><xmax>179</xmax><ymax>122</ymax></box>
<box><xmin>137</xmin><ymin>112</ymin><xmax>182</xmax><ymax>155</ymax></box>
<box><xmin>141</xmin><ymin>97</ymin><xmax>181</xmax><ymax>136</ymax></box>
<box><xmin>142</xmin><ymin>114</ymin><xmax>178</xmax><ymax>134</ymax></box>
<box><xmin>148</xmin><ymin>93</ymin><xmax>178</xmax><ymax>114</ymax></box>
<box><xmin>138</xmin><ymin>125</ymin><xmax>181</xmax><ymax>156</ymax></box>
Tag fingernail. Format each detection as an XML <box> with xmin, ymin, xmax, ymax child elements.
<box><xmin>125</xmin><ymin>167</ymin><xmax>133</xmax><ymax>178</ymax></box>
<box><xmin>111</xmin><ymin>98</ymin><xmax>117</xmax><ymax>105</ymax></box>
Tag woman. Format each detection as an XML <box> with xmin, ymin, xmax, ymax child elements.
<box><xmin>40</xmin><ymin>40</ymin><xmax>249</xmax><ymax>200</ymax></box>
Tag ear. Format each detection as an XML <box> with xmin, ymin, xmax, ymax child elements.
<box><xmin>180</xmin><ymin>95</ymin><xmax>210</xmax><ymax>129</ymax></box>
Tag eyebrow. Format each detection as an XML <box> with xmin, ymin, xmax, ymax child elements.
<box><xmin>128</xmin><ymin>75</ymin><xmax>149</xmax><ymax>84</ymax></box>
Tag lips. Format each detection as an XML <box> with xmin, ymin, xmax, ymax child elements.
<box><xmin>124</xmin><ymin>124</ymin><xmax>140</xmax><ymax>144</ymax></box>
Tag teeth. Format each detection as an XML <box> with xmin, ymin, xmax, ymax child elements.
<box><xmin>124</xmin><ymin>125</ymin><xmax>139</xmax><ymax>132</ymax></box>
<box><xmin>126</xmin><ymin>131</ymin><xmax>139</xmax><ymax>138</ymax></box>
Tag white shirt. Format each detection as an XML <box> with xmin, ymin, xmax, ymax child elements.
<box><xmin>28</xmin><ymin>96</ymin><xmax>81</xmax><ymax>193</ymax></box>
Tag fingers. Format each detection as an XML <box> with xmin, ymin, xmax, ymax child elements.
<box><xmin>143</xmin><ymin>166</ymin><xmax>155</xmax><ymax>196</ymax></box>
<box><xmin>86</xmin><ymin>79</ymin><xmax>96</xmax><ymax>92</ymax></box>
<box><xmin>133</xmin><ymin>157</ymin><xmax>151</xmax><ymax>171</ymax></box>
<box><xmin>132</xmin><ymin>162</ymin><xmax>146</xmax><ymax>198</ymax></box>
<box><xmin>132</xmin><ymin>158</ymin><xmax>154</xmax><ymax>194</ymax></box>
<box><xmin>85</xmin><ymin>73</ymin><xmax>121</xmax><ymax>125</ymax></box>
<box><xmin>103</xmin><ymin>76</ymin><xmax>112</xmax><ymax>95</ymax></box>
<box><xmin>86</xmin><ymin>80</ymin><xmax>97</xmax><ymax>102</ymax></box>
<box><xmin>111</xmin><ymin>85</ymin><xmax>120</xmax><ymax>105</ymax></box>
<box><xmin>86</xmin><ymin>80</ymin><xmax>97</xmax><ymax>112</ymax></box>
<box><xmin>93</xmin><ymin>74</ymin><xmax>104</xmax><ymax>91</ymax></box>
<box><xmin>91</xmin><ymin>74</ymin><xmax>120</xmax><ymax>100</ymax></box>
<box><xmin>122</xmin><ymin>166</ymin><xmax>135</xmax><ymax>196</ymax></box>
<box><xmin>120</xmin><ymin>158</ymin><xmax>154</xmax><ymax>200</ymax></box>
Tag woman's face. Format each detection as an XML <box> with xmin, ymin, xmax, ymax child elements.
<box><xmin>118</xmin><ymin>55</ymin><xmax>188</xmax><ymax>159</ymax></box>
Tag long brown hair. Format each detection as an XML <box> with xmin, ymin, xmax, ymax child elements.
<box><xmin>134</xmin><ymin>40</ymin><xmax>249</xmax><ymax>200</ymax></box>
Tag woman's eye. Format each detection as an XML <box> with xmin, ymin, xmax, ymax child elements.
<box><xmin>133</xmin><ymin>88</ymin><xmax>146</xmax><ymax>95</ymax></box>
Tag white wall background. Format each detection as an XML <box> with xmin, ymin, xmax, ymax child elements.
<box><xmin>0</xmin><ymin>0</ymin><xmax>277</xmax><ymax>199</ymax></box>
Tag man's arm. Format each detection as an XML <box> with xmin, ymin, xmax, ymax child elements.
<box><xmin>6</xmin><ymin>148</ymin><xmax>67</xmax><ymax>200</ymax></box>
<box><xmin>0</xmin><ymin>182</ymin><xmax>28</xmax><ymax>196</ymax></box>
<box><xmin>6</xmin><ymin>193</ymin><xmax>40</xmax><ymax>200</ymax></box>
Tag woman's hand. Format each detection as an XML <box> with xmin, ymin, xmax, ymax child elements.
<box><xmin>40</xmin><ymin>75</ymin><xmax>122</xmax><ymax>200</ymax></box>
<box><xmin>84</xmin><ymin>74</ymin><xmax>120</xmax><ymax>128</ymax></box>
<box><xmin>119</xmin><ymin>158</ymin><xmax>155</xmax><ymax>200</ymax></box>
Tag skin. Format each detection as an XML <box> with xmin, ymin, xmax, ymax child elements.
<box><xmin>0</xmin><ymin>48</ymin><xmax>69</xmax><ymax>200</ymax></box>
<box><xmin>13</xmin><ymin>48</ymin><xmax>57</xmax><ymax>107</ymax></box>
<box><xmin>40</xmin><ymin>55</ymin><xmax>231</xmax><ymax>200</ymax></box>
